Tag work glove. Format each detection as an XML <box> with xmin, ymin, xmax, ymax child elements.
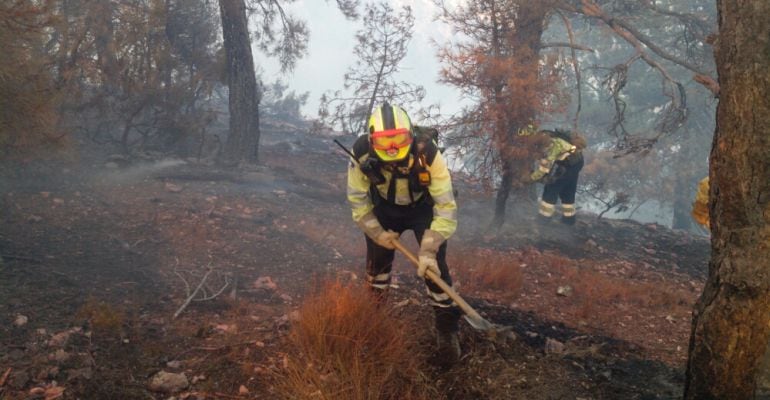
<box><xmin>418</xmin><ymin>253</ymin><xmax>440</xmax><ymax>278</ymax></box>
<box><xmin>356</xmin><ymin>212</ymin><xmax>398</xmax><ymax>249</ymax></box>
<box><xmin>418</xmin><ymin>229</ymin><xmax>444</xmax><ymax>278</ymax></box>
<box><xmin>375</xmin><ymin>230</ymin><xmax>399</xmax><ymax>250</ymax></box>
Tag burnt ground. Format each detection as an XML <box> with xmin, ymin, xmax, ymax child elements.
<box><xmin>0</xmin><ymin>129</ymin><xmax>709</xmax><ymax>399</ymax></box>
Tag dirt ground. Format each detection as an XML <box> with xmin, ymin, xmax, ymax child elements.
<box><xmin>0</xmin><ymin>129</ymin><xmax>709</xmax><ymax>399</ymax></box>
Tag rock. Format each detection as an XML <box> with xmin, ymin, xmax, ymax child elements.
<box><xmin>253</xmin><ymin>276</ymin><xmax>277</xmax><ymax>290</ymax></box>
<box><xmin>14</xmin><ymin>314</ymin><xmax>28</xmax><ymax>327</ymax></box>
<box><xmin>556</xmin><ymin>285</ymin><xmax>573</xmax><ymax>297</ymax></box>
<box><xmin>164</xmin><ymin>182</ymin><xmax>184</xmax><ymax>193</ymax></box>
<box><xmin>544</xmin><ymin>337</ymin><xmax>565</xmax><ymax>355</ymax></box>
<box><xmin>48</xmin><ymin>349</ymin><xmax>70</xmax><ymax>362</ymax></box>
<box><xmin>48</xmin><ymin>330</ymin><xmax>72</xmax><ymax>348</ymax></box>
<box><xmin>148</xmin><ymin>371</ymin><xmax>189</xmax><ymax>393</ymax></box>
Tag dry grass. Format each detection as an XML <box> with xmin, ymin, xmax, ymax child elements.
<box><xmin>452</xmin><ymin>246</ymin><xmax>523</xmax><ymax>300</ymax></box>
<box><xmin>554</xmin><ymin>264</ymin><xmax>695</xmax><ymax>322</ymax></box>
<box><xmin>76</xmin><ymin>297</ymin><xmax>125</xmax><ymax>338</ymax></box>
<box><xmin>276</xmin><ymin>281</ymin><xmax>437</xmax><ymax>400</ymax></box>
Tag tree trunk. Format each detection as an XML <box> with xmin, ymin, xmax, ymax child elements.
<box><xmin>493</xmin><ymin>158</ymin><xmax>513</xmax><ymax>228</ymax></box>
<box><xmin>493</xmin><ymin>3</ymin><xmax>546</xmax><ymax>227</ymax></box>
<box><xmin>219</xmin><ymin>0</ymin><xmax>260</xmax><ymax>166</ymax></box>
<box><xmin>683</xmin><ymin>2</ymin><xmax>770</xmax><ymax>398</ymax></box>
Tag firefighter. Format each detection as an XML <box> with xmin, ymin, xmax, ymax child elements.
<box><xmin>530</xmin><ymin>130</ymin><xmax>587</xmax><ymax>225</ymax></box>
<box><xmin>346</xmin><ymin>102</ymin><xmax>462</xmax><ymax>365</ymax></box>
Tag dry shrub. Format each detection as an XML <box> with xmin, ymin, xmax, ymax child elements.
<box><xmin>562</xmin><ymin>268</ymin><xmax>692</xmax><ymax>319</ymax></box>
<box><xmin>276</xmin><ymin>281</ymin><xmax>436</xmax><ymax>400</ymax></box>
<box><xmin>76</xmin><ymin>298</ymin><xmax>125</xmax><ymax>337</ymax></box>
<box><xmin>452</xmin><ymin>247</ymin><xmax>523</xmax><ymax>299</ymax></box>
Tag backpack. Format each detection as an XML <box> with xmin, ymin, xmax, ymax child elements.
<box><xmin>544</xmin><ymin>129</ymin><xmax>573</xmax><ymax>143</ymax></box>
<box><xmin>413</xmin><ymin>125</ymin><xmax>439</xmax><ymax>144</ymax></box>
<box><xmin>544</xmin><ymin>129</ymin><xmax>583</xmax><ymax>167</ymax></box>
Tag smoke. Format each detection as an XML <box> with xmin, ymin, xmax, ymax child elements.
<box><xmin>95</xmin><ymin>158</ymin><xmax>187</xmax><ymax>186</ymax></box>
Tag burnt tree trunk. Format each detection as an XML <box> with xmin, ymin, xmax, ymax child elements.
<box><xmin>219</xmin><ymin>0</ymin><xmax>260</xmax><ymax>166</ymax></box>
<box><xmin>684</xmin><ymin>1</ymin><xmax>770</xmax><ymax>398</ymax></box>
<box><xmin>492</xmin><ymin>3</ymin><xmax>546</xmax><ymax>226</ymax></box>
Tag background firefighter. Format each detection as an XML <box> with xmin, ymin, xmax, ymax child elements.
<box><xmin>530</xmin><ymin>130</ymin><xmax>588</xmax><ymax>225</ymax></box>
<box><xmin>346</xmin><ymin>102</ymin><xmax>462</xmax><ymax>365</ymax></box>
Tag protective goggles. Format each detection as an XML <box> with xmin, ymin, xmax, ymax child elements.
<box><xmin>370</xmin><ymin>128</ymin><xmax>413</xmax><ymax>151</ymax></box>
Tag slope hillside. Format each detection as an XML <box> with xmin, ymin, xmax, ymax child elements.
<box><xmin>0</xmin><ymin>127</ymin><xmax>710</xmax><ymax>399</ymax></box>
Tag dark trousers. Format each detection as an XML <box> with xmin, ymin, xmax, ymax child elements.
<box><xmin>542</xmin><ymin>159</ymin><xmax>583</xmax><ymax>206</ymax></box>
<box><xmin>365</xmin><ymin>199</ymin><xmax>461</xmax><ymax>333</ymax></box>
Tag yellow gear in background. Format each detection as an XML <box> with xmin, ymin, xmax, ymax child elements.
<box><xmin>517</xmin><ymin>123</ymin><xmax>538</xmax><ymax>136</ymax></box>
<box><xmin>692</xmin><ymin>177</ymin><xmax>710</xmax><ymax>229</ymax></box>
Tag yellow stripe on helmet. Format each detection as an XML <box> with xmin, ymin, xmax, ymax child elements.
<box><xmin>368</xmin><ymin>103</ymin><xmax>412</xmax><ymax>133</ymax></box>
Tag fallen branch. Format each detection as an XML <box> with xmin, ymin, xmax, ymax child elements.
<box><xmin>173</xmin><ymin>263</ymin><xmax>230</xmax><ymax>319</ymax></box>
<box><xmin>173</xmin><ymin>268</ymin><xmax>215</xmax><ymax>319</ymax></box>
<box><xmin>194</xmin><ymin>274</ymin><xmax>231</xmax><ymax>301</ymax></box>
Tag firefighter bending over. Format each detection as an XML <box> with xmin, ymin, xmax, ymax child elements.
<box><xmin>530</xmin><ymin>130</ymin><xmax>587</xmax><ymax>225</ymax></box>
<box><xmin>346</xmin><ymin>102</ymin><xmax>462</xmax><ymax>365</ymax></box>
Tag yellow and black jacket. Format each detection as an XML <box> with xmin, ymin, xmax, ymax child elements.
<box><xmin>346</xmin><ymin>134</ymin><xmax>457</xmax><ymax>240</ymax></box>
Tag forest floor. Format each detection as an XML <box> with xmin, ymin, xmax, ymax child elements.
<box><xmin>0</xmin><ymin>129</ymin><xmax>711</xmax><ymax>400</ymax></box>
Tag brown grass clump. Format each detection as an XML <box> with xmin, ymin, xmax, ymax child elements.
<box><xmin>558</xmin><ymin>267</ymin><xmax>694</xmax><ymax>320</ymax></box>
<box><xmin>76</xmin><ymin>298</ymin><xmax>125</xmax><ymax>338</ymax></box>
<box><xmin>276</xmin><ymin>281</ymin><xmax>436</xmax><ymax>400</ymax></box>
<box><xmin>452</xmin><ymin>247</ymin><xmax>523</xmax><ymax>300</ymax></box>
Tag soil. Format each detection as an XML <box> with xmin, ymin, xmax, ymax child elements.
<box><xmin>0</xmin><ymin>129</ymin><xmax>709</xmax><ymax>399</ymax></box>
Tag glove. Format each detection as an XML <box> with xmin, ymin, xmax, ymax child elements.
<box><xmin>417</xmin><ymin>229</ymin><xmax>444</xmax><ymax>278</ymax></box>
<box><xmin>356</xmin><ymin>212</ymin><xmax>398</xmax><ymax>249</ymax></box>
<box><xmin>374</xmin><ymin>230</ymin><xmax>399</xmax><ymax>250</ymax></box>
<box><xmin>418</xmin><ymin>253</ymin><xmax>440</xmax><ymax>278</ymax></box>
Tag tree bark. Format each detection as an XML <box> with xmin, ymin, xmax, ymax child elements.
<box><xmin>684</xmin><ymin>1</ymin><xmax>770</xmax><ymax>398</ymax></box>
<box><xmin>493</xmin><ymin>157</ymin><xmax>513</xmax><ymax>228</ymax></box>
<box><xmin>492</xmin><ymin>3</ymin><xmax>546</xmax><ymax>226</ymax></box>
<box><xmin>219</xmin><ymin>0</ymin><xmax>260</xmax><ymax>166</ymax></box>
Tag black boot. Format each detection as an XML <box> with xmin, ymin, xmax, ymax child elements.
<box><xmin>433</xmin><ymin>306</ymin><xmax>462</xmax><ymax>367</ymax></box>
<box><xmin>436</xmin><ymin>330</ymin><xmax>461</xmax><ymax>366</ymax></box>
<box><xmin>536</xmin><ymin>213</ymin><xmax>552</xmax><ymax>225</ymax></box>
<box><xmin>560</xmin><ymin>215</ymin><xmax>576</xmax><ymax>226</ymax></box>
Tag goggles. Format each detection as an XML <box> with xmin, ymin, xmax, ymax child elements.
<box><xmin>370</xmin><ymin>128</ymin><xmax>413</xmax><ymax>152</ymax></box>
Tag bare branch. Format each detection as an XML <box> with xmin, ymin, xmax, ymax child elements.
<box><xmin>540</xmin><ymin>42</ymin><xmax>594</xmax><ymax>52</ymax></box>
<box><xmin>174</xmin><ymin>267</ymin><xmax>214</xmax><ymax>319</ymax></box>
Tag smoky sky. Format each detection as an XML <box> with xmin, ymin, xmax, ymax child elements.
<box><xmin>258</xmin><ymin>0</ymin><xmax>466</xmax><ymax>119</ymax></box>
